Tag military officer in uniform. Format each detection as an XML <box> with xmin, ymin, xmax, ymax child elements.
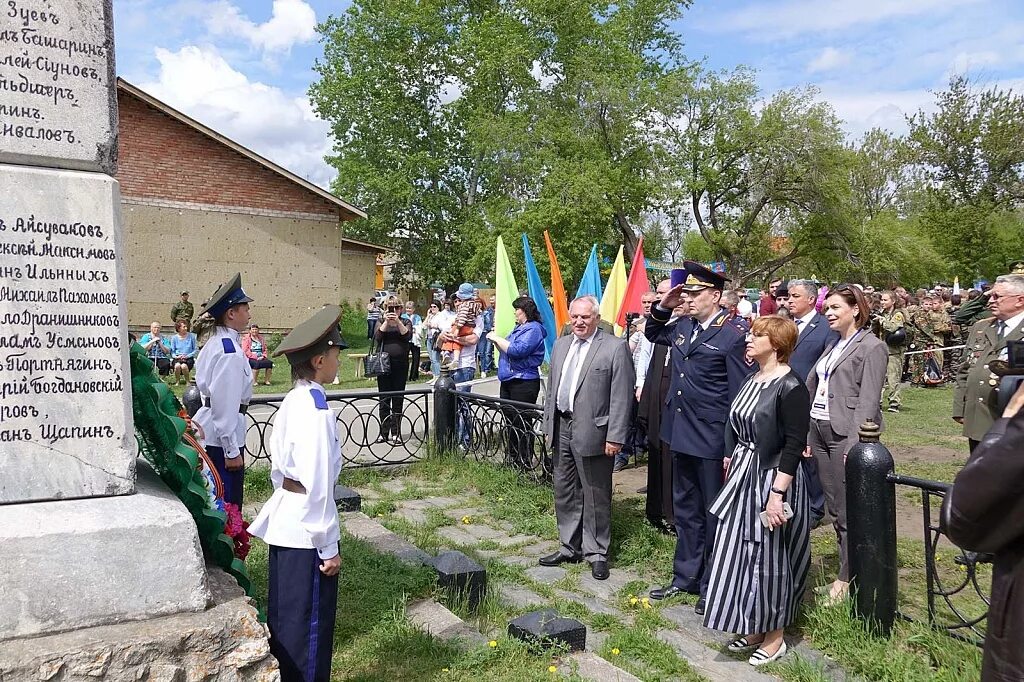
<box><xmin>954</xmin><ymin>274</ymin><xmax>1024</xmax><ymax>452</ymax></box>
<box><xmin>193</xmin><ymin>273</ymin><xmax>253</xmax><ymax>507</ymax></box>
<box><xmin>872</xmin><ymin>290</ymin><xmax>907</xmax><ymax>412</ymax></box>
<box><xmin>170</xmin><ymin>290</ymin><xmax>194</xmax><ymax>325</ymax></box>
<box><xmin>644</xmin><ymin>262</ymin><xmax>754</xmax><ymax>614</ymax></box>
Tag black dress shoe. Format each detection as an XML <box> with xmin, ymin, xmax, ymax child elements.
<box><xmin>694</xmin><ymin>597</ymin><xmax>706</xmax><ymax>615</ymax></box>
<box><xmin>649</xmin><ymin>585</ymin><xmax>683</xmax><ymax>600</ymax></box>
<box><xmin>590</xmin><ymin>561</ymin><xmax>609</xmax><ymax>580</ymax></box>
<box><xmin>539</xmin><ymin>552</ymin><xmax>582</xmax><ymax>567</ymax></box>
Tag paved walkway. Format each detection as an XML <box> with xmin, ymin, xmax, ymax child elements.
<box><xmin>344</xmin><ymin>474</ymin><xmax>850</xmax><ymax>682</ymax></box>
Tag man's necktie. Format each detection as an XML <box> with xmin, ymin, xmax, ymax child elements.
<box><xmin>557</xmin><ymin>339</ymin><xmax>583</xmax><ymax>412</ymax></box>
<box><xmin>997</xmin><ymin>321</ymin><xmax>1007</xmax><ymax>340</ymax></box>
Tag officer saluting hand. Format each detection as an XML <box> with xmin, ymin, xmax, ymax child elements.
<box><xmin>193</xmin><ymin>273</ymin><xmax>254</xmax><ymax>507</ymax></box>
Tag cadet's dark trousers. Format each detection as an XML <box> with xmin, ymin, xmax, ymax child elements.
<box><xmin>645</xmin><ymin>440</ymin><xmax>674</xmax><ymax>526</ymax></box>
<box><xmin>268</xmin><ymin>546</ymin><xmax>338</xmax><ymax>682</ymax></box>
<box><xmin>670</xmin><ymin>452</ymin><xmax>722</xmax><ymax>596</ymax></box>
<box><xmin>206</xmin><ymin>445</ymin><xmax>244</xmax><ymax>508</ymax></box>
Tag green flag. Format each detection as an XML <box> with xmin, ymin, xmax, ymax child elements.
<box><xmin>494</xmin><ymin>236</ymin><xmax>520</xmax><ymax>362</ymax></box>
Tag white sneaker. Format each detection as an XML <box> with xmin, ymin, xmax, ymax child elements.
<box><xmin>481</xmin><ymin>372</ymin><xmax>488</xmax><ymax>378</ymax></box>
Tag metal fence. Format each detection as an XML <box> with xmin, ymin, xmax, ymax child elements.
<box><xmin>452</xmin><ymin>391</ymin><xmax>551</xmax><ymax>480</ymax></box>
<box><xmin>889</xmin><ymin>473</ymin><xmax>990</xmax><ymax>646</ymax></box>
<box><xmin>244</xmin><ymin>389</ymin><xmax>431</xmax><ymax>468</ymax></box>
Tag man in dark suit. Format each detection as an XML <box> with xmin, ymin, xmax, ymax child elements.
<box><xmin>782</xmin><ymin>279</ymin><xmax>838</xmax><ymax>525</ymax></box>
<box><xmin>541</xmin><ymin>296</ymin><xmax>635</xmax><ymax>581</ymax></box>
<box><xmin>644</xmin><ymin>262</ymin><xmax>754</xmax><ymax>614</ymax></box>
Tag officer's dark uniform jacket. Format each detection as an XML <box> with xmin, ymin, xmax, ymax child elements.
<box><xmin>644</xmin><ymin>306</ymin><xmax>753</xmax><ymax>458</ymax></box>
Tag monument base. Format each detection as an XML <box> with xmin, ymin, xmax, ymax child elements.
<box><xmin>0</xmin><ymin>566</ymin><xmax>277</xmax><ymax>681</ymax></box>
<box><xmin>0</xmin><ymin>460</ymin><xmax>210</xmax><ymax>640</ymax></box>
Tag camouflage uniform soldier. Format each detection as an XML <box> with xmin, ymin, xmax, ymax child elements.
<box><xmin>873</xmin><ymin>290</ymin><xmax>906</xmax><ymax>412</ymax></box>
<box><xmin>170</xmin><ymin>290</ymin><xmax>194</xmax><ymax>325</ymax></box>
<box><xmin>909</xmin><ymin>296</ymin><xmax>951</xmax><ymax>384</ymax></box>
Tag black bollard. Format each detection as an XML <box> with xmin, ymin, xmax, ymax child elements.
<box><xmin>433</xmin><ymin>368</ymin><xmax>457</xmax><ymax>452</ymax></box>
<box><xmin>182</xmin><ymin>380</ymin><xmax>202</xmax><ymax>418</ymax></box>
<box><xmin>846</xmin><ymin>419</ymin><xmax>898</xmax><ymax>636</ymax></box>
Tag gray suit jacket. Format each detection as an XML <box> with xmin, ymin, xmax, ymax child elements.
<box><xmin>806</xmin><ymin>329</ymin><xmax>888</xmax><ymax>456</ymax></box>
<box><xmin>543</xmin><ymin>329</ymin><xmax>635</xmax><ymax>456</ymax></box>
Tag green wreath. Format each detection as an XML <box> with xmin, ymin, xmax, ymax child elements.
<box><xmin>128</xmin><ymin>342</ymin><xmax>254</xmax><ymax>598</ymax></box>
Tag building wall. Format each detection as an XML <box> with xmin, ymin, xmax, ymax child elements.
<box><xmin>116</xmin><ymin>90</ymin><xmax>340</xmax><ymax>218</ymax></box>
<box><xmin>123</xmin><ymin>201</ymin><xmax>375</xmax><ymax>330</ymax></box>
<box><xmin>116</xmin><ymin>88</ymin><xmax>378</xmax><ymax>330</ymax></box>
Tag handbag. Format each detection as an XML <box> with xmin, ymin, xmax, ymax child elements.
<box><xmin>363</xmin><ymin>340</ymin><xmax>391</xmax><ymax>378</ymax></box>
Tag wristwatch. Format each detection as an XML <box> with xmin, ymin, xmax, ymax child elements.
<box><xmin>770</xmin><ymin>486</ymin><xmax>787</xmax><ymax>497</ymax></box>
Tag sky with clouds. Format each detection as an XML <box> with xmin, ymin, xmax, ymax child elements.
<box><xmin>113</xmin><ymin>0</ymin><xmax>1024</xmax><ymax>192</ymax></box>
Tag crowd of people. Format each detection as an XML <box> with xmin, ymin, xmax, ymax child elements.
<box><xmin>533</xmin><ymin>262</ymin><xmax>1024</xmax><ymax>670</ymax></box>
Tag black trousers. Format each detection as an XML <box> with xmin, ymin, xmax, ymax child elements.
<box><xmin>671</xmin><ymin>452</ymin><xmax>722</xmax><ymax>596</ymax></box>
<box><xmin>645</xmin><ymin>439</ymin><xmax>674</xmax><ymax>526</ymax></box>
<box><xmin>408</xmin><ymin>346</ymin><xmax>422</xmax><ymax>380</ymax></box>
<box><xmin>376</xmin><ymin>360</ymin><xmax>408</xmax><ymax>437</ymax></box>
<box><xmin>500</xmin><ymin>378</ymin><xmax>540</xmax><ymax>470</ymax></box>
<box><xmin>268</xmin><ymin>546</ymin><xmax>338</xmax><ymax>682</ymax></box>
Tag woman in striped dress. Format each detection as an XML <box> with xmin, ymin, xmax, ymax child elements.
<box><xmin>703</xmin><ymin>315</ymin><xmax>812</xmax><ymax>667</ymax></box>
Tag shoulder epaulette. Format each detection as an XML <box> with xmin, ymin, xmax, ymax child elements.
<box><xmin>310</xmin><ymin>389</ymin><xmax>328</xmax><ymax>410</ymax></box>
<box><xmin>221</xmin><ymin>338</ymin><xmax>235</xmax><ymax>353</ymax></box>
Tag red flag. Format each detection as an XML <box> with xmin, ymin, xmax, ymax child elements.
<box><xmin>544</xmin><ymin>231</ymin><xmax>570</xmax><ymax>332</ymax></box>
<box><xmin>616</xmin><ymin>238</ymin><xmax>649</xmax><ymax>328</ymax></box>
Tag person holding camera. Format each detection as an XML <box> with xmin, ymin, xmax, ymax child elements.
<box><xmin>954</xmin><ymin>274</ymin><xmax>1024</xmax><ymax>452</ymax></box>
<box><xmin>872</xmin><ymin>290</ymin><xmax>907</xmax><ymax>413</ymax></box>
<box><xmin>942</xmin><ymin>380</ymin><xmax>1024</xmax><ymax>681</ymax></box>
<box><xmin>374</xmin><ymin>295</ymin><xmax>412</xmax><ymax>444</ymax></box>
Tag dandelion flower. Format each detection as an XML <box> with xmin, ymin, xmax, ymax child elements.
<box><xmin>488</xmin><ymin>640</ymin><xmax>497</xmax><ymax>648</ymax></box>
<box><xmin>548</xmin><ymin>665</ymin><xmax>557</xmax><ymax>673</ymax></box>
<box><xmin>611</xmin><ymin>648</ymin><xmax>620</xmax><ymax>656</ymax></box>
<box><xmin>629</xmin><ymin>597</ymin><xmax>639</xmax><ymax>605</ymax></box>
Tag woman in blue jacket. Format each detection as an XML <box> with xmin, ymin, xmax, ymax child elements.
<box><xmin>486</xmin><ymin>296</ymin><xmax>547</xmax><ymax>470</ymax></box>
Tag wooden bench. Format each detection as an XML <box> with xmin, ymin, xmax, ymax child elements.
<box><xmin>348</xmin><ymin>352</ymin><xmax>420</xmax><ymax>379</ymax></box>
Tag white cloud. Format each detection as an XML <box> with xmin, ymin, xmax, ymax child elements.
<box><xmin>946</xmin><ymin>50</ymin><xmax>1001</xmax><ymax>78</ymax></box>
<box><xmin>206</xmin><ymin>0</ymin><xmax>317</xmax><ymax>54</ymax></box>
<box><xmin>702</xmin><ymin>0</ymin><xmax>982</xmax><ymax>40</ymax></box>
<box><xmin>140</xmin><ymin>45</ymin><xmax>335</xmax><ymax>187</ymax></box>
<box><xmin>818</xmin><ymin>87</ymin><xmax>933</xmax><ymax>139</ymax></box>
<box><xmin>807</xmin><ymin>47</ymin><xmax>850</xmax><ymax>73</ymax></box>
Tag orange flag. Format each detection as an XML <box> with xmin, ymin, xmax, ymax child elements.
<box><xmin>544</xmin><ymin>230</ymin><xmax>570</xmax><ymax>332</ymax></box>
<box><xmin>616</xmin><ymin>238</ymin><xmax>649</xmax><ymax>328</ymax></box>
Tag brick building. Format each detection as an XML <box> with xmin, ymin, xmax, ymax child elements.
<box><xmin>115</xmin><ymin>78</ymin><xmax>382</xmax><ymax>330</ymax></box>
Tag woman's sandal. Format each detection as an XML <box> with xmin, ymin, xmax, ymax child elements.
<box><xmin>727</xmin><ymin>636</ymin><xmax>763</xmax><ymax>652</ymax></box>
<box><xmin>748</xmin><ymin>640</ymin><xmax>787</xmax><ymax>667</ymax></box>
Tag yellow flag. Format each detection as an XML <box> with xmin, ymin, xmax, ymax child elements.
<box><xmin>600</xmin><ymin>246</ymin><xmax>627</xmax><ymax>336</ymax></box>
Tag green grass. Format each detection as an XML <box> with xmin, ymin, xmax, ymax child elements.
<box><xmin>882</xmin><ymin>385</ymin><xmax>964</xmax><ymax>450</ymax></box>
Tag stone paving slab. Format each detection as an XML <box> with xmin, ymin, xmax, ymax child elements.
<box><xmin>406</xmin><ymin>598</ymin><xmax>487</xmax><ymax>650</ymax></box>
<box><xmin>340</xmin><ymin>513</ymin><xmax>431</xmax><ymax>566</ymax></box>
<box><xmin>524</xmin><ymin>566</ymin><xmax>568</xmax><ymax>585</ymax></box>
<box><xmin>381</xmin><ymin>480</ymin><xmax>408</xmax><ymax>493</ymax></box>
<box><xmin>502</xmin><ymin>555</ymin><xmax>538</xmax><ymax>568</ymax></box>
<box><xmin>656</xmin><ymin>629</ymin><xmax>777</xmax><ymax>682</ymax></box>
<box><xmin>392</xmin><ymin>507</ymin><xmax>429</xmax><ymax>525</ymax></box>
<box><xmin>553</xmin><ymin>591</ymin><xmax>626</xmax><ymax>619</ymax></box>
<box><xmin>464</xmin><ymin>524</ymin><xmax>504</xmax><ymax>541</ymax></box>
<box><xmin>577</xmin><ymin>568</ymin><xmax>640</xmax><ymax>601</ymax></box>
<box><xmin>493</xmin><ymin>533</ymin><xmax>537</xmax><ymax>548</ymax></box>
<box><xmin>437</xmin><ymin>526</ymin><xmax>480</xmax><ymax>546</ymax></box>
<box><xmin>444</xmin><ymin>507</ymin><xmax>483</xmax><ymax>521</ymax></box>
<box><xmin>497</xmin><ymin>584</ymin><xmax>547</xmax><ymax>609</ymax></box>
<box><xmin>585</xmin><ymin>628</ymin><xmax>608</xmax><ymax>653</ymax></box>
<box><xmin>518</xmin><ymin>541</ymin><xmax>559</xmax><ymax>557</ymax></box>
<box><xmin>560</xmin><ymin>651</ymin><xmax>641</xmax><ymax>682</ymax></box>
<box><xmin>421</xmin><ymin>496</ymin><xmax>461</xmax><ymax>508</ymax></box>
<box><xmin>661</xmin><ymin>604</ymin><xmax>730</xmax><ymax>646</ymax></box>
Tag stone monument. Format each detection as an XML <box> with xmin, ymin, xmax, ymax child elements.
<box><xmin>0</xmin><ymin>2</ymin><xmax>276</xmax><ymax>677</ymax></box>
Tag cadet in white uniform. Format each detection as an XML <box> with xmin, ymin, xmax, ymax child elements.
<box><xmin>193</xmin><ymin>272</ymin><xmax>253</xmax><ymax>507</ymax></box>
<box><xmin>249</xmin><ymin>305</ymin><xmax>346</xmax><ymax>682</ymax></box>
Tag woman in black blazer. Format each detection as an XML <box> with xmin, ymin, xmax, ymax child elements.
<box><xmin>806</xmin><ymin>284</ymin><xmax>888</xmax><ymax>604</ymax></box>
<box><xmin>703</xmin><ymin>316</ymin><xmax>811</xmax><ymax>667</ymax></box>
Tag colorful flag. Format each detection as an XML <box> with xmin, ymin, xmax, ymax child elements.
<box><xmin>576</xmin><ymin>245</ymin><xmax>603</xmax><ymax>301</ymax></box>
<box><xmin>600</xmin><ymin>246</ymin><xmax>628</xmax><ymax>336</ymax></box>
<box><xmin>616</xmin><ymin>239</ymin><xmax>649</xmax><ymax>328</ymax></box>
<box><xmin>522</xmin><ymin>234</ymin><xmax>556</xmax><ymax>359</ymax></box>
<box><xmin>544</xmin><ymin>231</ymin><xmax>570</xmax><ymax>334</ymax></box>
<box><xmin>494</xmin><ymin>236</ymin><xmax>520</xmax><ymax>353</ymax></box>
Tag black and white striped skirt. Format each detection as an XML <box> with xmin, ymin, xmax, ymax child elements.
<box><xmin>702</xmin><ymin>443</ymin><xmax>811</xmax><ymax>634</ymax></box>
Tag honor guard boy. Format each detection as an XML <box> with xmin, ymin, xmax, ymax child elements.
<box><xmin>193</xmin><ymin>273</ymin><xmax>253</xmax><ymax>507</ymax></box>
<box><xmin>249</xmin><ymin>305</ymin><xmax>346</xmax><ymax>682</ymax></box>
<box><xmin>644</xmin><ymin>261</ymin><xmax>754</xmax><ymax>614</ymax></box>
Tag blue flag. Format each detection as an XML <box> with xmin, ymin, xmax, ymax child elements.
<box><xmin>575</xmin><ymin>245</ymin><xmax>603</xmax><ymax>300</ymax></box>
<box><xmin>522</xmin><ymin>234</ymin><xmax>557</xmax><ymax>359</ymax></box>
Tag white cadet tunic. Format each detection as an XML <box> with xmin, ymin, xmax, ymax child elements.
<box><xmin>249</xmin><ymin>380</ymin><xmax>342</xmax><ymax>560</ymax></box>
<box><xmin>193</xmin><ymin>326</ymin><xmax>253</xmax><ymax>460</ymax></box>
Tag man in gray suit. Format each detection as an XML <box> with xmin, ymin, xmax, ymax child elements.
<box><xmin>541</xmin><ymin>295</ymin><xmax>635</xmax><ymax>580</ymax></box>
